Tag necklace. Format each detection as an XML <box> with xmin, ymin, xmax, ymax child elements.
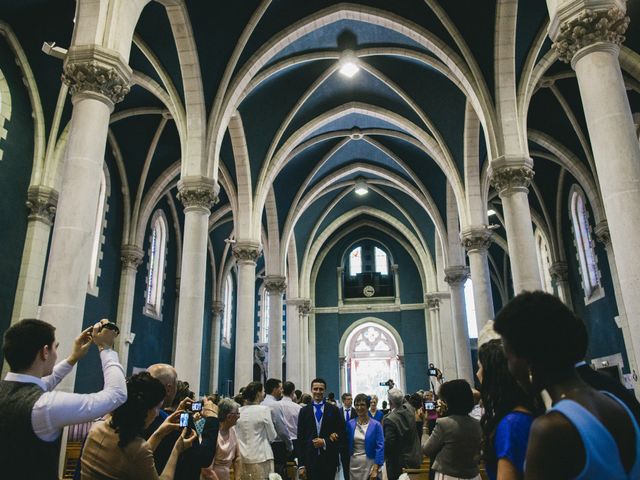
<box><xmin>357</xmin><ymin>418</ymin><xmax>369</xmax><ymax>426</ymax></box>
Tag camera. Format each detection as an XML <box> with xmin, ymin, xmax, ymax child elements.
<box><xmin>99</xmin><ymin>322</ymin><xmax>120</xmax><ymax>335</ymax></box>
<box><xmin>427</xmin><ymin>363</ymin><xmax>439</xmax><ymax>376</ymax></box>
<box><xmin>379</xmin><ymin>379</ymin><xmax>395</xmax><ymax>388</ymax></box>
<box><xmin>179</xmin><ymin>412</ymin><xmax>189</xmax><ymax>428</ymax></box>
<box><xmin>424</xmin><ymin>401</ymin><xmax>435</xmax><ymax>410</ymax></box>
<box><xmin>191</xmin><ymin>402</ymin><xmax>202</xmax><ymax>412</ymax></box>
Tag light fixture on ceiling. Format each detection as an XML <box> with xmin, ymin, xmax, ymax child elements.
<box><xmin>487</xmin><ymin>209</ymin><xmax>496</xmax><ymax>216</ymax></box>
<box><xmin>354</xmin><ymin>177</ymin><xmax>368</xmax><ymax>196</ymax></box>
<box><xmin>339</xmin><ymin>50</ymin><xmax>360</xmax><ymax>78</ymax></box>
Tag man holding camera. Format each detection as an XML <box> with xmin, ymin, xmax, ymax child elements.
<box><xmin>0</xmin><ymin>318</ymin><xmax>126</xmax><ymax>479</ymax></box>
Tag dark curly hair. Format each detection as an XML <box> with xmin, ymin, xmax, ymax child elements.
<box><xmin>438</xmin><ymin>380</ymin><xmax>474</xmax><ymax>416</ymax></box>
<box><xmin>243</xmin><ymin>381</ymin><xmax>263</xmax><ymax>403</ymax></box>
<box><xmin>478</xmin><ymin>339</ymin><xmax>538</xmax><ymax>466</ymax></box>
<box><xmin>110</xmin><ymin>372</ymin><xmax>165</xmax><ymax>447</ymax></box>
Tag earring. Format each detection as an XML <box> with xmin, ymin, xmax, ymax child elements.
<box><xmin>528</xmin><ymin>367</ymin><xmax>534</xmax><ymax>385</ymax></box>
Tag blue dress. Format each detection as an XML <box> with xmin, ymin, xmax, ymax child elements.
<box><xmin>549</xmin><ymin>392</ymin><xmax>640</xmax><ymax>479</ymax></box>
<box><xmin>368</xmin><ymin>410</ymin><xmax>384</xmax><ymax>422</ymax></box>
<box><xmin>485</xmin><ymin>411</ymin><xmax>533</xmax><ymax>480</ymax></box>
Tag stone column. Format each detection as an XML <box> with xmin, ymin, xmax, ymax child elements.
<box><xmin>115</xmin><ymin>244</ymin><xmax>144</xmax><ymax>372</ymax></box>
<box><xmin>595</xmin><ymin>221</ymin><xmax>639</xmax><ymax>393</ymax></box>
<box><xmin>285</xmin><ymin>298</ymin><xmax>304</xmax><ymax>385</ymax></box>
<box><xmin>444</xmin><ymin>266</ymin><xmax>473</xmax><ymax>383</ymax></box>
<box><xmin>39</xmin><ymin>46</ymin><xmax>131</xmax><ymax>391</ymax></box>
<box><xmin>336</xmin><ymin>266</ymin><xmax>344</xmax><ymax>307</ymax></box>
<box><xmin>431</xmin><ymin>293</ymin><xmax>457</xmax><ymax>381</ymax></box>
<box><xmin>12</xmin><ymin>186</ymin><xmax>58</xmax><ymax>324</ymax></box>
<box><xmin>461</xmin><ymin>226</ymin><xmax>495</xmax><ymax>330</ymax></box>
<box><xmin>210</xmin><ymin>301</ymin><xmax>224</xmax><ymax>393</ymax></box>
<box><xmin>549</xmin><ymin>261</ymin><xmax>572</xmax><ymax>306</ymax></box>
<box><xmin>391</xmin><ymin>264</ymin><xmax>400</xmax><ymax>304</ymax></box>
<box><xmin>550</xmin><ymin>4</ymin><xmax>640</xmax><ymax>378</ymax></box>
<box><xmin>298</xmin><ymin>299</ymin><xmax>312</xmax><ymax>388</ymax></box>
<box><xmin>425</xmin><ymin>295</ymin><xmax>442</xmax><ymax>369</ymax></box>
<box><xmin>232</xmin><ymin>241</ymin><xmax>262</xmax><ymax>391</ymax></box>
<box><xmin>490</xmin><ymin>160</ymin><xmax>542</xmax><ymax>293</ymax></box>
<box><xmin>264</xmin><ymin>276</ymin><xmax>286</xmax><ymax>379</ymax></box>
<box><xmin>174</xmin><ymin>178</ymin><xmax>217</xmax><ymax>395</ymax></box>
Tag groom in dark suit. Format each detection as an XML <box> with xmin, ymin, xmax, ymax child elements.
<box><xmin>297</xmin><ymin>378</ymin><xmax>346</xmax><ymax>480</ymax></box>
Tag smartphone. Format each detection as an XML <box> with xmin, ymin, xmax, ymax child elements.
<box><xmin>424</xmin><ymin>401</ymin><xmax>435</xmax><ymax>410</ymax></box>
<box><xmin>179</xmin><ymin>412</ymin><xmax>189</xmax><ymax>427</ymax></box>
<box><xmin>428</xmin><ymin>368</ymin><xmax>438</xmax><ymax>376</ymax></box>
<box><xmin>191</xmin><ymin>402</ymin><xmax>202</xmax><ymax>412</ymax></box>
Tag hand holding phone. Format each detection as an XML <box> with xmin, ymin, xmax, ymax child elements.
<box><xmin>424</xmin><ymin>401</ymin><xmax>435</xmax><ymax>410</ymax></box>
<box><xmin>191</xmin><ymin>402</ymin><xmax>202</xmax><ymax>412</ymax></box>
<box><xmin>179</xmin><ymin>412</ymin><xmax>190</xmax><ymax>428</ymax></box>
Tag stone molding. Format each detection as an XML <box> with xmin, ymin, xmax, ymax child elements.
<box><xmin>549</xmin><ymin>261</ymin><xmax>569</xmax><ymax>282</ymax></box>
<box><xmin>62</xmin><ymin>45</ymin><xmax>132</xmax><ymax>105</ymax></box>
<box><xmin>553</xmin><ymin>7</ymin><xmax>630</xmax><ymax>64</ymax></box>
<box><xmin>26</xmin><ymin>185</ymin><xmax>58</xmax><ymax>225</ymax></box>
<box><xmin>425</xmin><ymin>294</ymin><xmax>440</xmax><ymax>311</ymax></box>
<box><xmin>232</xmin><ymin>242</ymin><xmax>262</xmax><ymax>262</ymax></box>
<box><xmin>120</xmin><ymin>244</ymin><xmax>144</xmax><ymax>270</ymax></box>
<box><xmin>297</xmin><ymin>299</ymin><xmax>312</xmax><ymax>316</ymax></box>
<box><xmin>444</xmin><ymin>266</ymin><xmax>470</xmax><ymax>286</ymax></box>
<box><xmin>461</xmin><ymin>226</ymin><xmax>493</xmax><ymax>253</ymax></box>
<box><xmin>264</xmin><ymin>276</ymin><xmax>287</xmax><ymax>294</ymax></box>
<box><xmin>212</xmin><ymin>300</ymin><xmax>224</xmax><ymax>316</ymax></box>
<box><xmin>490</xmin><ymin>166</ymin><xmax>534</xmax><ymax>197</ymax></box>
<box><xmin>595</xmin><ymin>220</ymin><xmax>611</xmax><ymax>247</ymax></box>
<box><xmin>177</xmin><ymin>178</ymin><xmax>218</xmax><ymax>212</ymax></box>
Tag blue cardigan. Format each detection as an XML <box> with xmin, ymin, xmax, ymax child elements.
<box><xmin>346</xmin><ymin>418</ymin><xmax>385</xmax><ymax>466</ymax></box>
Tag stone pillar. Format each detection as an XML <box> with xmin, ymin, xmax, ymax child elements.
<box><xmin>115</xmin><ymin>244</ymin><xmax>144</xmax><ymax>371</ymax></box>
<box><xmin>490</xmin><ymin>160</ymin><xmax>541</xmax><ymax>293</ymax></box>
<box><xmin>174</xmin><ymin>178</ymin><xmax>217</xmax><ymax>395</ymax></box>
<box><xmin>298</xmin><ymin>299</ymin><xmax>312</xmax><ymax>388</ymax></box>
<box><xmin>392</xmin><ymin>264</ymin><xmax>400</xmax><ymax>304</ymax></box>
<box><xmin>232</xmin><ymin>241</ymin><xmax>262</xmax><ymax>391</ymax></box>
<box><xmin>550</xmin><ymin>4</ymin><xmax>640</xmax><ymax>379</ymax></box>
<box><xmin>339</xmin><ymin>357</ymin><xmax>348</xmax><ymax>393</ymax></box>
<box><xmin>336</xmin><ymin>266</ymin><xmax>344</xmax><ymax>307</ymax></box>
<box><xmin>432</xmin><ymin>293</ymin><xmax>457</xmax><ymax>382</ymax></box>
<box><xmin>12</xmin><ymin>186</ymin><xmax>58</xmax><ymax>324</ymax></box>
<box><xmin>285</xmin><ymin>298</ymin><xmax>304</xmax><ymax>385</ymax></box>
<box><xmin>549</xmin><ymin>261</ymin><xmax>572</xmax><ymax>306</ymax></box>
<box><xmin>461</xmin><ymin>226</ymin><xmax>495</xmax><ymax>330</ymax></box>
<box><xmin>595</xmin><ymin>221</ymin><xmax>639</xmax><ymax>394</ymax></box>
<box><xmin>425</xmin><ymin>295</ymin><xmax>442</xmax><ymax>369</ymax></box>
<box><xmin>39</xmin><ymin>46</ymin><xmax>131</xmax><ymax>391</ymax></box>
<box><xmin>264</xmin><ymin>276</ymin><xmax>286</xmax><ymax>379</ymax></box>
<box><xmin>444</xmin><ymin>267</ymin><xmax>473</xmax><ymax>383</ymax></box>
<box><xmin>210</xmin><ymin>301</ymin><xmax>224</xmax><ymax>393</ymax></box>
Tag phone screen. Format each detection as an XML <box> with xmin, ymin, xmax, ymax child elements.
<box><xmin>179</xmin><ymin>412</ymin><xmax>189</xmax><ymax>427</ymax></box>
<box><xmin>424</xmin><ymin>402</ymin><xmax>435</xmax><ymax>410</ymax></box>
<box><xmin>191</xmin><ymin>402</ymin><xmax>202</xmax><ymax>412</ymax></box>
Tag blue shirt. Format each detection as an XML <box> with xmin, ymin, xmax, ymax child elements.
<box><xmin>486</xmin><ymin>411</ymin><xmax>534</xmax><ymax>480</ymax></box>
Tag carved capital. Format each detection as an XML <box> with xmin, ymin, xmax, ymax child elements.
<box><xmin>553</xmin><ymin>7</ymin><xmax>629</xmax><ymax>64</ymax></box>
<box><xmin>232</xmin><ymin>242</ymin><xmax>262</xmax><ymax>263</ymax></box>
<box><xmin>490</xmin><ymin>166</ymin><xmax>534</xmax><ymax>197</ymax></box>
<box><xmin>264</xmin><ymin>276</ymin><xmax>287</xmax><ymax>294</ymax></box>
<box><xmin>62</xmin><ymin>45</ymin><xmax>132</xmax><ymax>105</ymax></box>
<box><xmin>120</xmin><ymin>244</ymin><xmax>144</xmax><ymax>271</ymax></box>
<box><xmin>212</xmin><ymin>300</ymin><xmax>225</xmax><ymax>317</ymax></box>
<box><xmin>297</xmin><ymin>299</ymin><xmax>312</xmax><ymax>316</ymax></box>
<box><xmin>444</xmin><ymin>266</ymin><xmax>470</xmax><ymax>286</ymax></box>
<box><xmin>425</xmin><ymin>294</ymin><xmax>440</xmax><ymax>311</ymax></box>
<box><xmin>594</xmin><ymin>220</ymin><xmax>611</xmax><ymax>247</ymax></box>
<box><xmin>461</xmin><ymin>226</ymin><xmax>493</xmax><ymax>253</ymax></box>
<box><xmin>25</xmin><ymin>185</ymin><xmax>58</xmax><ymax>225</ymax></box>
<box><xmin>177</xmin><ymin>177</ymin><xmax>218</xmax><ymax>212</ymax></box>
<box><xmin>391</xmin><ymin>264</ymin><xmax>399</xmax><ymax>273</ymax></box>
<box><xmin>549</xmin><ymin>261</ymin><xmax>569</xmax><ymax>282</ymax></box>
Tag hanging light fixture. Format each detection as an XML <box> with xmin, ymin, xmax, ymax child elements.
<box><xmin>354</xmin><ymin>177</ymin><xmax>368</xmax><ymax>196</ymax></box>
<box><xmin>339</xmin><ymin>50</ymin><xmax>360</xmax><ymax>78</ymax></box>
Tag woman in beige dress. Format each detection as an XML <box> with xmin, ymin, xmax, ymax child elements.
<box><xmin>201</xmin><ymin>398</ymin><xmax>241</xmax><ymax>480</ymax></box>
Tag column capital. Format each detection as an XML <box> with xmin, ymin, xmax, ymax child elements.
<box><xmin>264</xmin><ymin>275</ymin><xmax>287</xmax><ymax>294</ymax></box>
<box><xmin>232</xmin><ymin>241</ymin><xmax>262</xmax><ymax>263</ymax></box>
<box><xmin>62</xmin><ymin>45</ymin><xmax>132</xmax><ymax>106</ymax></box>
<box><xmin>212</xmin><ymin>300</ymin><xmax>224</xmax><ymax>316</ymax></box>
<box><xmin>297</xmin><ymin>299</ymin><xmax>312</xmax><ymax>316</ymax></box>
<box><xmin>120</xmin><ymin>244</ymin><xmax>144</xmax><ymax>271</ymax></box>
<box><xmin>425</xmin><ymin>293</ymin><xmax>441</xmax><ymax>311</ymax></box>
<box><xmin>25</xmin><ymin>185</ymin><xmax>58</xmax><ymax>225</ymax></box>
<box><xmin>177</xmin><ymin>177</ymin><xmax>219</xmax><ymax>213</ymax></box>
<box><xmin>461</xmin><ymin>226</ymin><xmax>494</xmax><ymax>253</ymax></box>
<box><xmin>549</xmin><ymin>261</ymin><xmax>570</xmax><ymax>282</ymax></box>
<box><xmin>489</xmin><ymin>157</ymin><xmax>535</xmax><ymax>197</ymax></box>
<box><xmin>594</xmin><ymin>220</ymin><xmax>611</xmax><ymax>247</ymax></box>
<box><xmin>391</xmin><ymin>264</ymin><xmax>399</xmax><ymax>273</ymax></box>
<box><xmin>550</xmin><ymin>5</ymin><xmax>629</xmax><ymax>65</ymax></box>
<box><xmin>444</xmin><ymin>266</ymin><xmax>470</xmax><ymax>286</ymax></box>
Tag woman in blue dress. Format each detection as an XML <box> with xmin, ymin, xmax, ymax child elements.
<box><xmin>368</xmin><ymin>395</ymin><xmax>384</xmax><ymax>422</ymax></box>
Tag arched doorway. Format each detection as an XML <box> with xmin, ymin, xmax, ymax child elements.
<box><xmin>339</xmin><ymin>320</ymin><xmax>404</xmax><ymax>403</ymax></box>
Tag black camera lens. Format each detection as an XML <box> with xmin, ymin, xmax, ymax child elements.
<box><xmin>100</xmin><ymin>322</ymin><xmax>120</xmax><ymax>335</ymax></box>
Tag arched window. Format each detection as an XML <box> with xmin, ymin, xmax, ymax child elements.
<box><xmin>464</xmin><ymin>278</ymin><xmax>478</xmax><ymax>339</ymax></box>
<box><xmin>374</xmin><ymin>246</ymin><xmax>389</xmax><ymax>275</ymax></box>
<box><xmin>259</xmin><ymin>287</ymin><xmax>270</xmax><ymax>343</ymax></box>
<box><xmin>349</xmin><ymin>246</ymin><xmax>362</xmax><ymax>276</ymax></box>
<box><xmin>535</xmin><ymin>229</ymin><xmax>554</xmax><ymax>293</ymax></box>
<box><xmin>222</xmin><ymin>274</ymin><xmax>233</xmax><ymax>346</ymax></box>
<box><xmin>570</xmin><ymin>186</ymin><xmax>601</xmax><ymax>300</ymax></box>
<box><xmin>88</xmin><ymin>165</ymin><xmax>109</xmax><ymax>296</ymax></box>
<box><xmin>144</xmin><ymin>210</ymin><xmax>168</xmax><ymax>319</ymax></box>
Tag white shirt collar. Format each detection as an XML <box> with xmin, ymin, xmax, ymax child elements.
<box><xmin>265</xmin><ymin>394</ymin><xmax>278</xmax><ymax>402</ymax></box>
<box><xmin>4</xmin><ymin>372</ymin><xmax>47</xmax><ymax>391</ymax></box>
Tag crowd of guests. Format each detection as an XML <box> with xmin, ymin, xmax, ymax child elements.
<box><xmin>2</xmin><ymin>291</ymin><xmax>640</xmax><ymax>479</ymax></box>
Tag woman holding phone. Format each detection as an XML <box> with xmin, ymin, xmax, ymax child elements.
<box><xmin>346</xmin><ymin>393</ymin><xmax>384</xmax><ymax>479</ymax></box>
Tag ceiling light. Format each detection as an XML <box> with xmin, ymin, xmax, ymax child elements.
<box><xmin>339</xmin><ymin>50</ymin><xmax>360</xmax><ymax>78</ymax></box>
<box><xmin>487</xmin><ymin>209</ymin><xmax>496</xmax><ymax>216</ymax></box>
<box><xmin>354</xmin><ymin>178</ymin><xmax>368</xmax><ymax>196</ymax></box>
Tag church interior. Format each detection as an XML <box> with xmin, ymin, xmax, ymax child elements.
<box><xmin>1</xmin><ymin>0</ymin><xmax>640</xmax><ymax>408</ymax></box>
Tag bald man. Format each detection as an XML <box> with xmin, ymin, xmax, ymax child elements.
<box><xmin>147</xmin><ymin>363</ymin><xmax>178</xmax><ymax>408</ymax></box>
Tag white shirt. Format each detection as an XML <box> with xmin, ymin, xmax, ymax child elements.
<box><xmin>261</xmin><ymin>394</ymin><xmax>294</xmax><ymax>450</ymax></box>
<box><xmin>4</xmin><ymin>349</ymin><xmax>127</xmax><ymax>441</ymax></box>
<box><xmin>280</xmin><ymin>396</ymin><xmax>302</xmax><ymax>441</ymax></box>
<box><xmin>236</xmin><ymin>404</ymin><xmax>277</xmax><ymax>463</ymax></box>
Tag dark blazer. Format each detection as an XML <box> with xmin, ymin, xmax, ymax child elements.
<box><xmin>339</xmin><ymin>406</ymin><xmax>357</xmax><ymax>424</ymax></box>
<box><xmin>383</xmin><ymin>403</ymin><xmax>422</xmax><ymax>480</ymax></box>
<box><xmin>297</xmin><ymin>401</ymin><xmax>346</xmax><ymax>477</ymax></box>
<box><xmin>338</xmin><ymin>406</ymin><xmax>356</xmax><ymax>473</ymax></box>
<box><xmin>346</xmin><ymin>418</ymin><xmax>385</xmax><ymax>465</ymax></box>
